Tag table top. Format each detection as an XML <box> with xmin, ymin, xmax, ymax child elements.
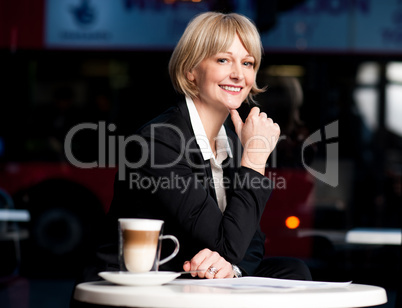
<box><xmin>74</xmin><ymin>280</ymin><xmax>387</xmax><ymax>308</ymax></box>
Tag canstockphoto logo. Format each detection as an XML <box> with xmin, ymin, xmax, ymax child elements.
<box><xmin>71</xmin><ymin>0</ymin><xmax>96</xmax><ymax>27</ymax></box>
<box><xmin>302</xmin><ymin>121</ymin><xmax>339</xmax><ymax>187</ymax></box>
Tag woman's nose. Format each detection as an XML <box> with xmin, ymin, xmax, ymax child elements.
<box><xmin>230</xmin><ymin>63</ymin><xmax>244</xmax><ymax>80</ymax></box>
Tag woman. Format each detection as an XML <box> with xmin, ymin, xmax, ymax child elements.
<box><xmin>84</xmin><ymin>11</ymin><xmax>311</xmax><ymax>281</ymax></box>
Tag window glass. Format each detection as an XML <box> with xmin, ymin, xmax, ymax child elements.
<box><xmin>386</xmin><ymin>84</ymin><xmax>402</xmax><ymax>136</ymax></box>
<box><xmin>353</xmin><ymin>88</ymin><xmax>378</xmax><ymax>131</ymax></box>
<box><xmin>386</xmin><ymin>62</ymin><xmax>402</xmax><ymax>83</ymax></box>
<box><xmin>356</xmin><ymin>62</ymin><xmax>379</xmax><ymax>85</ymax></box>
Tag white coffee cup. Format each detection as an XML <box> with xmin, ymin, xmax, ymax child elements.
<box><xmin>118</xmin><ymin>218</ymin><xmax>179</xmax><ymax>273</ymax></box>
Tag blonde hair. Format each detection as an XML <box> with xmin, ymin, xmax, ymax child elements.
<box><xmin>169</xmin><ymin>12</ymin><xmax>264</xmax><ymax>103</ymax></box>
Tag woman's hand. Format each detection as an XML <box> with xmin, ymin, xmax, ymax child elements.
<box><xmin>183</xmin><ymin>248</ymin><xmax>234</xmax><ymax>279</ymax></box>
<box><xmin>230</xmin><ymin>107</ymin><xmax>280</xmax><ymax>175</ymax></box>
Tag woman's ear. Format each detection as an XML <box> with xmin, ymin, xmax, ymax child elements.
<box><xmin>186</xmin><ymin>71</ymin><xmax>195</xmax><ymax>81</ymax></box>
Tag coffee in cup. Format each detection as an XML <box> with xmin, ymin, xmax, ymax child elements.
<box><xmin>118</xmin><ymin>218</ymin><xmax>179</xmax><ymax>273</ymax></box>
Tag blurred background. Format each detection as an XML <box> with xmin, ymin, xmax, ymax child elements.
<box><xmin>0</xmin><ymin>0</ymin><xmax>401</xmax><ymax>307</ymax></box>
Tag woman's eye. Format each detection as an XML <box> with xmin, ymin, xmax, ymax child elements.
<box><xmin>244</xmin><ymin>61</ymin><xmax>254</xmax><ymax>67</ymax></box>
<box><xmin>217</xmin><ymin>58</ymin><xmax>228</xmax><ymax>64</ymax></box>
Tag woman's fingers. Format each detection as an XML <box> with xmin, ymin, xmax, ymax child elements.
<box><xmin>230</xmin><ymin>109</ymin><xmax>244</xmax><ymax>140</ymax></box>
<box><xmin>183</xmin><ymin>248</ymin><xmax>234</xmax><ymax>279</ymax></box>
<box><xmin>183</xmin><ymin>261</ymin><xmax>191</xmax><ymax>272</ymax></box>
<box><xmin>240</xmin><ymin>107</ymin><xmax>280</xmax><ymax>174</ymax></box>
<box><xmin>197</xmin><ymin>250</ymin><xmax>221</xmax><ymax>279</ymax></box>
<box><xmin>211</xmin><ymin>258</ymin><xmax>234</xmax><ymax>279</ymax></box>
<box><xmin>183</xmin><ymin>249</ymin><xmax>215</xmax><ymax>277</ymax></box>
<box><xmin>248</xmin><ymin>106</ymin><xmax>260</xmax><ymax>117</ymax></box>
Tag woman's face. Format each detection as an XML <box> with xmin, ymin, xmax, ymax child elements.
<box><xmin>187</xmin><ymin>35</ymin><xmax>255</xmax><ymax>112</ymax></box>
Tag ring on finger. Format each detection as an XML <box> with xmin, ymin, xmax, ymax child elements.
<box><xmin>207</xmin><ymin>266</ymin><xmax>218</xmax><ymax>276</ymax></box>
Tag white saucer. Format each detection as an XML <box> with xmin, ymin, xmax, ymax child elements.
<box><xmin>98</xmin><ymin>271</ymin><xmax>181</xmax><ymax>286</ymax></box>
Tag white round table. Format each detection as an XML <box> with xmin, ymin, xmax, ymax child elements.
<box><xmin>74</xmin><ymin>280</ymin><xmax>387</xmax><ymax>308</ymax></box>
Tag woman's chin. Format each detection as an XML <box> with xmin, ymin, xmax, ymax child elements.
<box><xmin>226</xmin><ymin>100</ymin><xmax>244</xmax><ymax>111</ymax></box>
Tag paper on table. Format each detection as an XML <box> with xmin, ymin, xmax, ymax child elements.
<box><xmin>169</xmin><ymin>277</ymin><xmax>352</xmax><ymax>290</ymax></box>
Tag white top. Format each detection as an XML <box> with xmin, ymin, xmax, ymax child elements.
<box><xmin>185</xmin><ymin>97</ymin><xmax>233</xmax><ymax>213</ymax></box>
<box><xmin>74</xmin><ymin>280</ymin><xmax>388</xmax><ymax>308</ymax></box>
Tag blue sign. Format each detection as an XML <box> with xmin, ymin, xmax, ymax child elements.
<box><xmin>354</xmin><ymin>0</ymin><xmax>402</xmax><ymax>52</ymax></box>
<box><xmin>45</xmin><ymin>0</ymin><xmax>402</xmax><ymax>53</ymax></box>
<box><xmin>261</xmin><ymin>0</ymin><xmax>402</xmax><ymax>53</ymax></box>
<box><xmin>45</xmin><ymin>0</ymin><xmax>254</xmax><ymax>49</ymax></box>
<box><xmin>261</xmin><ymin>0</ymin><xmax>353</xmax><ymax>52</ymax></box>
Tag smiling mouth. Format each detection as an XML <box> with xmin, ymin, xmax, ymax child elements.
<box><xmin>219</xmin><ymin>85</ymin><xmax>242</xmax><ymax>93</ymax></box>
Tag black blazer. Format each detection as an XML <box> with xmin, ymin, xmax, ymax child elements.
<box><xmin>82</xmin><ymin>99</ymin><xmax>272</xmax><ymax>281</ymax></box>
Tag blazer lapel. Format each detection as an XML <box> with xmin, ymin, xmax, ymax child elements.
<box><xmin>176</xmin><ymin>99</ymin><xmax>218</xmax><ymax>203</ymax></box>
